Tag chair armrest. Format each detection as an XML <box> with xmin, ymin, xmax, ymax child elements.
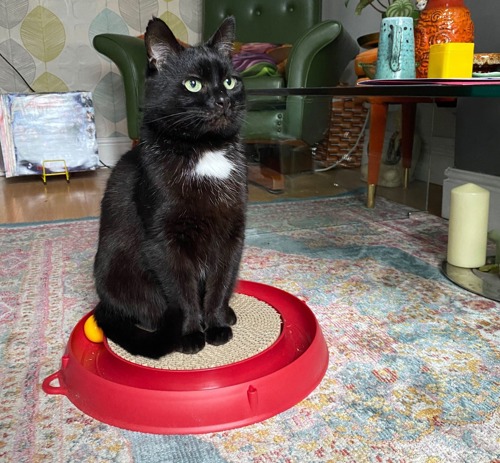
<box><xmin>286</xmin><ymin>20</ymin><xmax>359</xmax><ymax>88</ymax></box>
<box><xmin>93</xmin><ymin>34</ymin><xmax>148</xmax><ymax>140</ymax></box>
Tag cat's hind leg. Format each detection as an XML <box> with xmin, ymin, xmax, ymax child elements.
<box><xmin>94</xmin><ymin>301</ymin><xmax>179</xmax><ymax>359</ymax></box>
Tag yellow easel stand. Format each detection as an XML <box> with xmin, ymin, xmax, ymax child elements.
<box><xmin>41</xmin><ymin>159</ymin><xmax>70</xmax><ymax>184</ymax></box>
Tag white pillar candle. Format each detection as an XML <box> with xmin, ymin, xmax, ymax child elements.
<box><xmin>447</xmin><ymin>183</ymin><xmax>490</xmax><ymax>268</ymax></box>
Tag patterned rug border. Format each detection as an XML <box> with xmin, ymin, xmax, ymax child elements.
<box><xmin>0</xmin><ymin>215</ymin><xmax>99</xmax><ymax>228</ymax></box>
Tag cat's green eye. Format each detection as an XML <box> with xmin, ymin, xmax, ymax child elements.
<box><xmin>184</xmin><ymin>79</ymin><xmax>202</xmax><ymax>93</ymax></box>
<box><xmin>223</xmin><ymin>77</ymin><xmax>236</xmax><ymax>90</ymax></box>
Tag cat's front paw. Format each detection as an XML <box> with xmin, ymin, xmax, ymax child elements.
<box><xmin>206</xmin><ymin>326</ymin><xmax>233</xmax><ymax>346</ymax></box>
<box><xmin>177</xmin><ymin>331</ymin><xmax>206</xmax><ymax>354</ymax></box>
<box><xmin>225</xmin><ymin>306</ymin><xmax>237</xmax><ymax>326</ymax></box>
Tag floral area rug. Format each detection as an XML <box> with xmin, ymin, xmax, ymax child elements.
<box><xmin>1</xmin><ymin>194</ymin><xmax>499</xmax><ymax>463</ymax></box>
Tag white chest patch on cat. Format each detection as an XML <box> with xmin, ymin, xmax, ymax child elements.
<box><xmin>194</xmin><ymin>149</ymin><xmax>234</xmax><ymax>179</ymax></box>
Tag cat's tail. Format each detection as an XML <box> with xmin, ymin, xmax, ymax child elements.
<box><xmin>93</xmin><ymin>302</ymin><xmax>180</xmax><ymax>359</ymax></box>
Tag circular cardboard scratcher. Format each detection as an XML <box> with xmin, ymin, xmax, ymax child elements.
<box><xmin>42</xmin><ymin>280</ymin><xmax>329</xmax><ymax>434</ymax></box>
<box><xmin>107</xmin><ymin>293</ymin><xmax>282</xmax><ymax>370</ymax></box>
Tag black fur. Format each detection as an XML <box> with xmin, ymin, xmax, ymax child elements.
<box><xmin>93</xmin><ymin>17</ymin><xmax>247</xmax><ymax>358</ymax></box>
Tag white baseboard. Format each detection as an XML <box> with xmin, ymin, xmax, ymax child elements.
<box><xmin>97</xmin><ymin>137</ymin><xmax>132</xmax><ymax>167</ymax></box>
<box><xmin>442</xmin><ymin>167</ymin><xmax>500</xmax><ymax>231</ymax></box>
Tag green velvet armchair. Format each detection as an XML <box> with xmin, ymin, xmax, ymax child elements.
<box><xmin>93</xmin><ymin>0</ymin><xmax>358</xmax><ymax>187</ymax></box>
<box><xmin>93</xmin><ymin>0</ymin><xmax>357</xmax><ymax>140</ymax></box>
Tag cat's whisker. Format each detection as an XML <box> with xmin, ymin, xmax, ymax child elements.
<box><xmin>145</xmin><ymin>111</ymin><xmax>198</xmax><ymax>125</ymax></box>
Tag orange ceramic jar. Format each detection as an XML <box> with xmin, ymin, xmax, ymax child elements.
<box><xmin>414</xmin><ymin>0</ymin><xmax>474</xmax><ymax>78</ymax></box>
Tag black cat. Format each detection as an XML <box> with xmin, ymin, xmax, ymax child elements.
<box><xmin>93</xmin><ymin>16</ymin><xmax>247</xmax><ymax>358</ymax></box>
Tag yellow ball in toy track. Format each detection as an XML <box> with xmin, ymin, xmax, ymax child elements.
<box><xmin>84</xmin><ymin>314</ymin><xmax>105</xmax><ymax>343</ymax></box>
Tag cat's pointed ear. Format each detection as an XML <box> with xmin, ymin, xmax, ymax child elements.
<box><xmin>206</xmin><ymin>16</ymin><xmax>235</xmax><ymax>56</ymax></box>
<box><xmin>145</xmin><ymin>17</ymin><xmax>184</xmax><ymax>70</ymax></box>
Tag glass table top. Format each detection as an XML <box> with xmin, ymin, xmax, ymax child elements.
<box><xmin>242</xmin><ymin>80</ymin><xmax>500</xmax><ymax>213</ymax></box>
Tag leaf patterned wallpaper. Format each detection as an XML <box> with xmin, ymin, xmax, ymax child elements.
<box><xmin>0</xmin><ymin>0</ymin><xmax>202</xmax><ymax>140</ymax></box>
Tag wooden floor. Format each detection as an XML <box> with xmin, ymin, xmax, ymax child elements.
<box><xmin>0</xmin><ymin>167</ymin><xmax>442</xmax><ymax>224</ymax></box>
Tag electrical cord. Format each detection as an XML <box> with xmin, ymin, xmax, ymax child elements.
<box><xmin>99</xmin><ymin>159</ymin><xmax>112</xmax><ymax>169</ymax></box>
<box><xmin>314</xmin><ymin>108</ymin><xmax>370</xmax><ymax>173</ymax></box>
<box><xmin>0</xmin><ymin>51</ymin><xmax>36</xmax><ymax>92</ymax></box>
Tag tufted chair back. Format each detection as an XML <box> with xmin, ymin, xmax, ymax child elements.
<box><xmin>202</xmin><ymin>0</ymin><xmax>322</xmax><ymax>44</ymax></box>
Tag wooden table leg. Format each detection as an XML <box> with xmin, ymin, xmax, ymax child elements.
<box><xmin>367</xmin><ymin>101</ymin><xmax>389</xmax><ymax>208</ymax></box>
<box><xmin>401</xmin><ymin>103</ymin><xmax>416</xmax><ymax>188</ymax></box>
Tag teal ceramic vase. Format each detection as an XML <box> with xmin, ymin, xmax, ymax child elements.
<box><xmin>375</xmin><ymin>17</ymin><xmax>416</xmax><ymax>79</ymax></box>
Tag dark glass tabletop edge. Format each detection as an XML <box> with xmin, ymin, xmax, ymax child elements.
<box><xmin>246</xmin><ymin>83</ymin><xmax>500</xmax><ymax>98</ymax></box>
